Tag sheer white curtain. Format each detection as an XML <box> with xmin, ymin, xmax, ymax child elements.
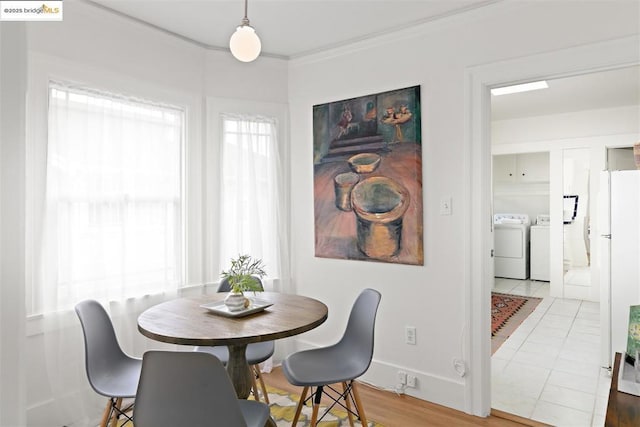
<box><xmin>33</xmin><ymin>82</ymin><xmax>184</xmax><ymax>315</ymax></box>
<box><xmin>219</xmin><ymin>114</ymin><xmax>285</xmax><ymax>289</ymax></box>
<box><xmin>27</xmin><ymin>82</ymin><xmax>185</xmax><ymax>426</ymax></box>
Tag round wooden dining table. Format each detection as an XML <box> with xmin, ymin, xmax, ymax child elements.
<box><xmin>137</xmin><ymin>291</ymin><xmax>328</xmax><ymax>400</ymax></box>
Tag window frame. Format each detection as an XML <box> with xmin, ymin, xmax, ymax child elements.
<box><xmin>26</xmin><ymin>53</ymin><xmax>202</xmax><ymax>316</ymax></box>
<box><xmin>45</xmin><ymin>80</ymin><xmax>187</xmax><ymax>311</ymax></box>
<box><xmin>205</xmin><ymin>97</ymin><xmax>289</xmax><ymax>289</ymax></box>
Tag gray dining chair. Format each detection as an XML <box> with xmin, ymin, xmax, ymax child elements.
<box><xmin>194</xmin><ymin>276</ymin><xmax>274</xmax><ymax>403</ymax></box>
<box><xmin>75</xmin><ymin>299</ymin><xmax>141</xmax><ymax>427</ymax></box>
<box><xmin>282</xmin><ymin>288</ymin><xmax>381</xmax><ymax>427</ymax></box>
<box><xmin>134</xmin><ymin>350</ymin><xmax>272</xmax><ymax>427</ymax></box>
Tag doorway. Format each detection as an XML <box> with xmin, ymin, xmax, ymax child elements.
<box><xmin>487</xmin><ymin>67</ymin><xmax>639</xmax><ymax>425</ymax></box>
<box><xmin>562</xmin><ymin>148</ymin><xmax>591</xmax><ymax>291</ymax></box>
<box><xmin>465</xmin><ymin>35</ymin><xmax>639</xmax><ymax>419</ymax></box>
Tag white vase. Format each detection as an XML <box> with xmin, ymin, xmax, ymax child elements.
<box><xmin>224</xmin><ymin>292</ymin><xmax>247</xmax><ymax>312</ymax></box>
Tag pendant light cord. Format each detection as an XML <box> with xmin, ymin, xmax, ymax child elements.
<box><xmin>241</xmin><ymin>0</ymin><xmax>250</xmax><ymax>26</ymax></box>
<box><xmin>229</xmin><ymin>0</ymin><xmax>260</xmax><ymax>62</ymax></box>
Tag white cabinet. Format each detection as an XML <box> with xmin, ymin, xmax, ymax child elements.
<box><xmin>493</xmin><ymin>152</ymin><xmax>549</xmax><ymax>183</ymax></box>
<box><xmin>518</xmin><ymin>152</ymin><xmax>550</xmax><ymax>182</ymax></box>
<box><xmin>493</xmin><ymin>155</ymin><xmax>518</xmax><ymax>182</ymax></box>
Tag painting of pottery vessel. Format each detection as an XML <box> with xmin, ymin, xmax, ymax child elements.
<box><xmin>312</xmin><ymin>86</ymin><xmax>423</xmax><ymax>265</ymax></box>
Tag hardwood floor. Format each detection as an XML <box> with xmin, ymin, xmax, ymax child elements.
<box><xmin>262</xmin><ymin>366</ymin><xmax>546</xmax><ymax>426</ymax></box>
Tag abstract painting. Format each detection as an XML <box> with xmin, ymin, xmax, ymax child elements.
<box><xmin>313</xmin><ymin>86</ymin><xmax>423</xmax><ymax>265</ymax></box>
<box><xmin>627</xmin><ymin>304</ymin><xmax>640</xmax><ymax>363</ymax></box>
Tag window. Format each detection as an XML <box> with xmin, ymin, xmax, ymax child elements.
<box><xmin>33</xmin><ymin>82</ymin><xmax>184</xmax><ymax>314</ymax></box>
<box><xmin>219</xmin><ymin>114</ymin><xmax>281</xmax><ymax>281</ymax></box>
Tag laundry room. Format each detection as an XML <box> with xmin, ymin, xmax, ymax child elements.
<box><xmin>492</xmin><ymin>152</ymin><xmax>550</xmax><ymax>281</ymax></box>
<box><xmin>490</xmin><ymin>66</ymin><xmax>640</xmax><ymax>300</ymax></box>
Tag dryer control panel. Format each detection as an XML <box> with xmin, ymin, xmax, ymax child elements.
<box><xmin>536</xmin><ymin>214</ymin><xmax>550</xmax><ymax>226</ymax></box>
<box><xmin>493</xmin><ymin>213</ymin><xmax>530</xmax><ymax>225</ymax></box>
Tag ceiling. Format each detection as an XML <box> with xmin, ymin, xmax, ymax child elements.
<box><xmin>89</xmin><ymin>0</ymin><xmax>496</xmax><ymax>58</ymax></box>
<box><xmin>86</xmin><ymin>1</ymin><xmax>640</xmax><ymax>119</ymax></box>
<box><xmin>491</xmin><ymin>66</ymin><xmax>640</xmax><ymax>120</ymax></box>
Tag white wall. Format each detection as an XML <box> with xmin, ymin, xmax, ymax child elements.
<box><xmin>493</xmin><ymin>105</ymin><xmax>640</xmax><ymax>145</ymax></box>
<box><xmin>287</xmin><ymin>0</ymin><xmax>640</xmax><ymax>413</ymax></box>
<box><xmin>1</xmin><ymin>22</ymin><xmax>28</xmax><ymax>427</ymax></box>
<box><xmin>24</xmin><ymin>2</ymin><xmax>288</xmax><ymax>425</ymax></box>
<box><xmin>493</xmin><ymin>191</ymin><xmax>549</xmax><ymax>224</ymax></box>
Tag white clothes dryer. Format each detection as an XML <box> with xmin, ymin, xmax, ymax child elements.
<box><xmin>494</xmin><ymin>213</ymin><xmax>530</xmax><ymax>280</ymax></box>
<box><xmin>530</xmin><ymin>215</ymin><xmax>550</xmax><ymax>281</ymax></box>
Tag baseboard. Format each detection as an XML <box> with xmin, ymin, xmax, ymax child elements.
<box><xmin>362</xmin><ymin>360</ymin><xmax>466</xmax><ymax>412</ymax></box>
<box><xmin>285</xmin><ymin>338</ymin><xmax>466</xmax><ymax>413</ymax></box>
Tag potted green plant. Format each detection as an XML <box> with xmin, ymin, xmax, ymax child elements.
<box><xmin>220</xmin><ymin>254</ymin><xmax>266</xmax><ymax>311</ymax></box>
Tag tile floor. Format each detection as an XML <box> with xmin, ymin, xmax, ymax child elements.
<box><xmin>491</xmin><ymin>278</ymin><xmax>611</xmax><ymax>427</ymax></box>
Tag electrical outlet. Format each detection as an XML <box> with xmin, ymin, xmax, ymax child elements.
<box><xmin>397</xmin><ymin>371</ymin><xmax>407</xmax><ymax>385</ymax></box>
<box><xmin>407</xmin><ymin>375</ymin><xmax>417</xmax><ymax>388</ymax></box>
<box><xmin>405</xmin><ymin>326</ymin><xmax>416</xmax><ymax>345</ymax></box>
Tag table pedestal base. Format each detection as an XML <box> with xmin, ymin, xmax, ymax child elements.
<box><xmin>227</xmin><ymin>344</ymin><xmax>277</xmax><ymax>426</ymax></box>
<box><xmin>227</xmin><ymin>343</ymin><xmax>253</xmax><ymax>399</ymax></box>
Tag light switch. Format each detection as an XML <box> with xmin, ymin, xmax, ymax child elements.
<box><xmin>440</xmin><ymin>197</ymin><xmax>452</xmax><ymax>215</ymax></box>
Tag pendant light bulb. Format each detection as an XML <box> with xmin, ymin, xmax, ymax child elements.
<box><xmin>229</xmin><ymin>0</ymin><xmax>261</xmax><ymax>62</ymax></box>
<box><xmin>230</xmin><ymin>24</ymin><xmax>261</xmax><ymax>62</ymax></box>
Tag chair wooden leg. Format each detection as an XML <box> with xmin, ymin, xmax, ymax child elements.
<box><xmin>291</xmin><ymin>386</ymin><xmax>309</xmax><ymax>427</ymax></box>
<box><xmin>309</xmin><ymin>386</ymin><xmax>323</xmax><ymax>427</ymax></box>
<box><xmin>255</xmin><ymin>365</ymin><xmax>270</xmax><ymax>404</ymax></box>
<box><xmin>109</xmin><ymin>397</ymin><xmax>122</xmax><ymax>427</ymax></box>
<box><xmin>250</xmin><ymin>366</ymin><xmax>260</xmax><ymax>402</ymax></box>
<box><xmin>342</xmin><ymin>382</ymin><xmax>355</xmax><ymax>427</ymax></box>
<box><xmin>351</xmin><ymin>381</ymin><xmax>368</xmax><ymax>427</ymax></box>
<box><xmin>99</xmin><ymin>399</ymin><xmax>112</xmax><ymax>427</ymax></box>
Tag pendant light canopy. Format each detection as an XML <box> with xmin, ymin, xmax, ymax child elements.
<box><xmin>229</xmin><ymin>0</ymin><xmax>261</xmax><ymax>62</ymax></box>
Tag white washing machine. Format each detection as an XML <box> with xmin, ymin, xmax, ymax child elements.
<box><xmin>530</xmin><ymin>214</ymin><xmax>550</xmax><ymax>281</ymax></box>
<box><xmin>494</xmin><ymin>213</ymin><xmax>530</xmax><ymax>280</ymax></box>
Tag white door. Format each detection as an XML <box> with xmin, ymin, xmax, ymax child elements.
<box><xmin>598</xmin><ymin>171</ymin><xmax>611</xmax><ymax>367</ymax></box>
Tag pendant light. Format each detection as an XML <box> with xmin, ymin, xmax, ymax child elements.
<box><xmin>229</xmin><ymin>0</ymin><xmax>261</xmax><ymax>62</ymax></box>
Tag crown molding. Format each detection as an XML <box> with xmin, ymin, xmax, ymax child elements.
<box><xmin>81</xmin><ymin>0</ymin><xmax>288</xmax><ymax>60</ymax></box>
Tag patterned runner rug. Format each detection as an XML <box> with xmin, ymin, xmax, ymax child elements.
<box><xmin>492</xmin><ymin>292</ymin><xmax>543</xmax><ymax>354</ymax></box>
<box><xmin>491</xmin><ymin>292</ymin><xmax>541</xmax><ymax>337</ymax></box>
<box><xmin>492</xmin><ymin>292</ymin><xmax>526</xmax><ymax>336</ymax></box>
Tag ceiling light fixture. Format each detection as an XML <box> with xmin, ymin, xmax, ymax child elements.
<box><xmin>229</xmin><ymin>0</ymin><xmax>261</xmax><ymax>62</ymax></box>
<box><xmin>491</xmin><ymin>81</ymin><xmax>549</xmax><ymax>96</ymax></box>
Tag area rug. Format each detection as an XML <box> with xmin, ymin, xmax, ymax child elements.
<box><xmin>265</xmin><ymin>385</ymin><xmax>384</xmax><ymax>427</ymax></box>
<box><xmin>491</xmin><ymin>292</ymin><xmax>542</xmax><ymax>354</ymax></box>
<box><xmin>492</xmin><ymin>292</ymin><xmax>529</xmax><ymax>336</ymax></box>
<box><xmin>117</xmin><ymin>385</ymin><xmax>384</xmax><ymax>427</ymax></box>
